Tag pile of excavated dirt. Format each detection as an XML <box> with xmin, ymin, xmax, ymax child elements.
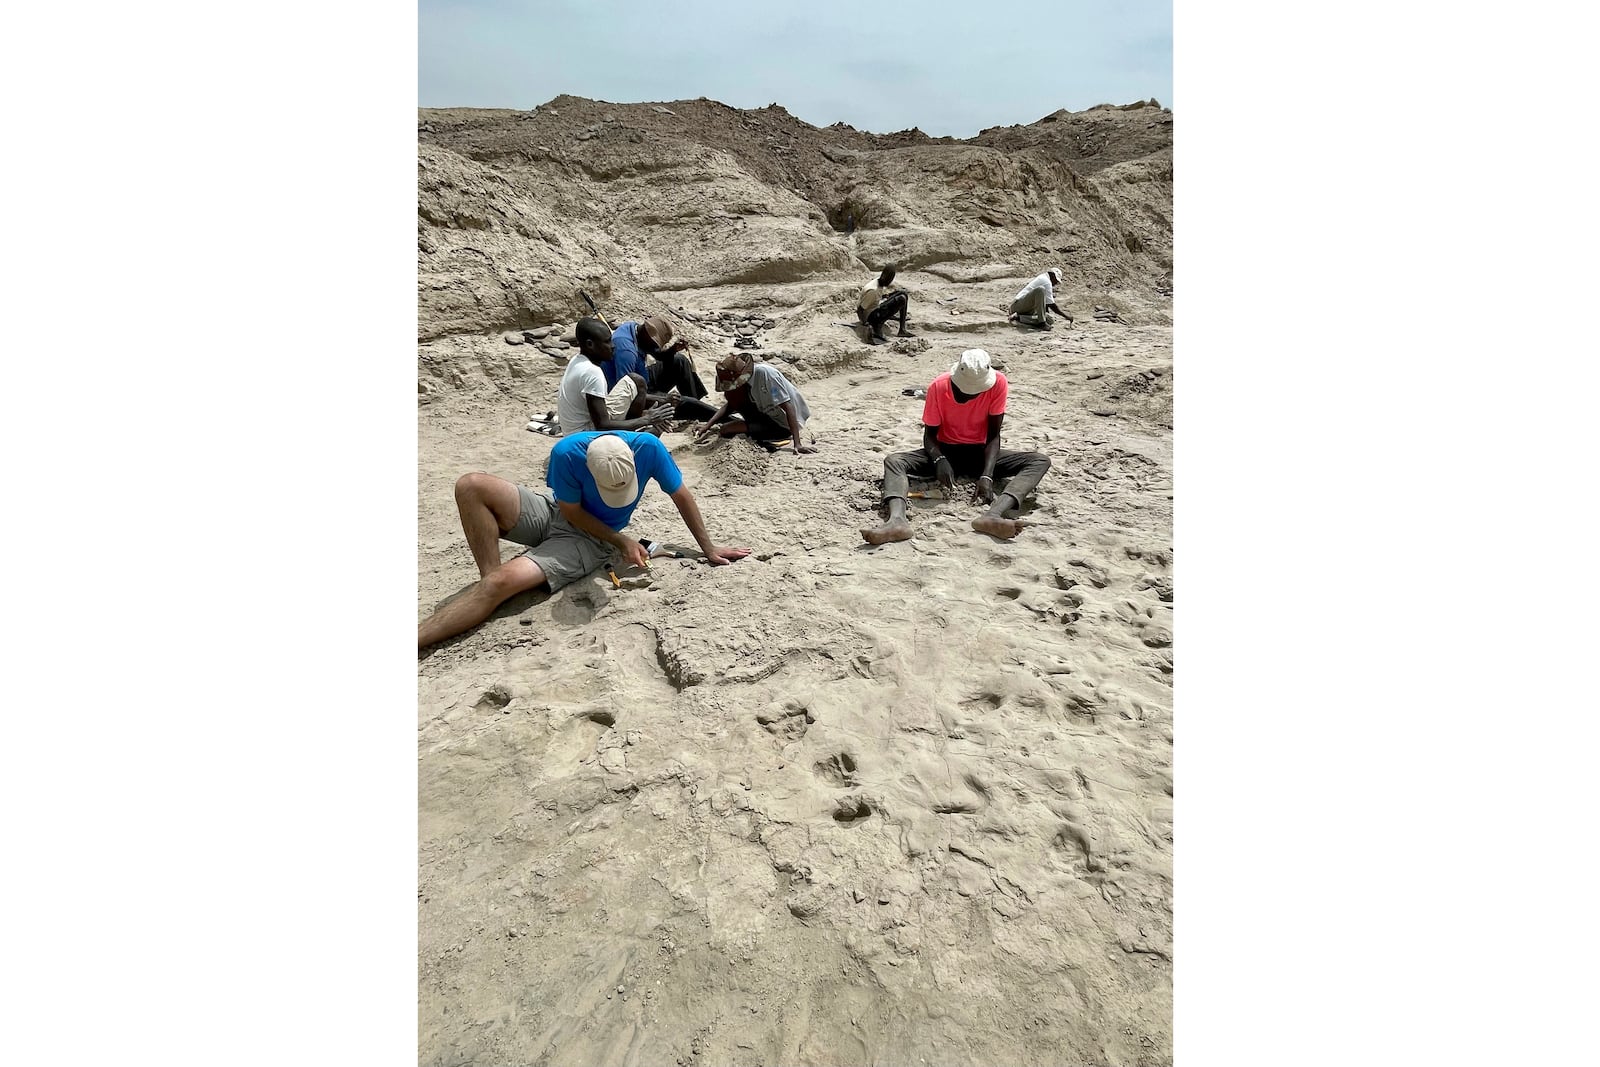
<box><xmin>419</xmin><ymin>97</ymin><xmax>1173</xmax><ymax>1067</ymax></box>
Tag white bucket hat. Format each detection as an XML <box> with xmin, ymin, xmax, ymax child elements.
<box><xmin>950</xmin><ymin>349</ymin><xmax>997</xmax><ymax>394</ymax></box>
<box><xmin>585</xmin><ymin>433</ymin><xmax>640</xmax><ymax>508</ymax></box>
<box><xmin>1047</xmin><ymin>266</ymin><xmax>1064</xmax><ymax>283</ymax></box>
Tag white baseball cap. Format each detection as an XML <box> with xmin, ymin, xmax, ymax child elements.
<box><xmin>585</xmin><ymin>434</ymin><xmax>639</xmax><ymax>508</ymax></box>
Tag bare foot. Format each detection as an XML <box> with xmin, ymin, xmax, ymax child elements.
<box><xmin>972</xmin><ymin>516</ymin><xmax>1026</xmax><ymax>539</ymax></box>
<box><xmin>862</xmin><ymin>519</ymin><xmax>914</xmax><ymax>545</ymax></box>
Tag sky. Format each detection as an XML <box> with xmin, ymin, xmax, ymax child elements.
<box><xmin>418</xmin><ymin>0</ymin><xmax>1171</xmax><ymax>138</ymax></box>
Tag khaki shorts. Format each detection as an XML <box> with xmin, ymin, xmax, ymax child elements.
<box><xmin>603</xmin><ymin>375</ymin><xmax>639</xmax><ymax>420</ymax></box>
<box><xmin>504</xmin><ymin>486</ymin><xmax>613</xmax><ymax>592</ymax></box>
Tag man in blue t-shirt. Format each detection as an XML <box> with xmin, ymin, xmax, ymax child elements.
<box><xmin>418</xmin><ymin>431</ymin><xmax>751</xmax><ymax>648</ymax></box>
<box><xmin>604</xmin><ymin>315</ymin><xmax>711</xmax><ymax>403</ymax></box>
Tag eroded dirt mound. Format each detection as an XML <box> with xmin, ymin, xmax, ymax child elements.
<box><xmin>418</xmin><ymin>97</ymin><xmax>1171</xmax><ymax>342</ymax></box>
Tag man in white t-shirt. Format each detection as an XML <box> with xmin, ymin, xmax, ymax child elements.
<box><xmin>1008</xmin><ymin>267</ymin><xmax>1073</xmax><ymax>329</ymax></box>
<box><xmin>557</xmin><ymin>318</ymin><xmax>674</xmax><ymax>435</ymax></box>
<box><xmin>857</xmin><ymin>265</ymin><xmax>913</xmax><ymax>345</ymax></box>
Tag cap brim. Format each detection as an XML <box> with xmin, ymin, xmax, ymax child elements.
<box><xmin>597</xmin><ymin>473</ymin><xmax>639</xmax><ymax>509</ymax></box>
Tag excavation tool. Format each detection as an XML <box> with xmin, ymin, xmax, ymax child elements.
<box><xmin>578</xmin><ymin>289</ymin><xmax>612</xmax><ymax>329</ymax></box>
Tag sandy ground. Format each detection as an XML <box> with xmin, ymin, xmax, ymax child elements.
<box><xmin>418</xmin><ymin>273</ymin><xmax>1173</xmax><ymax>1066</ymax></box>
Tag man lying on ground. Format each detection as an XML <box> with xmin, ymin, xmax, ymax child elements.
<box><xmin>694</xmin><ymin>353</ymin><xmax>817</xmax><ymax>455</ymax></box>
<box><xmin>558</xmin><ymin>318</ymin><xmax>674</xmax><ymax>435</ymax></box>
<box><xmin>418</xmin><ymin>431</ymin><xmax>751</xmax><ymax>647</ymax></box>
<box><xmin>857</xmin><ymin>265</ymin><xmax>914</xmax><ymax>345</ymax></box>
<box><xmin>1008</xmin><ymin>267</ymin><xmax>1073</xmax><ymax>329</ymax></box>
<box><xmin>861</xmin><ymin>349</ymin><xmax>1051</xmax><ymax>544</ymax></box>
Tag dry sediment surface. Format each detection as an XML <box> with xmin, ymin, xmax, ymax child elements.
<box><xmin>418</xmin><ymin>98</ymin><xmax>1173</xmax><ymax>1067</ymax></box>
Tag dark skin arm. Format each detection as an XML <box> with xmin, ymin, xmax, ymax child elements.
<box><xmin>780</xmin><ymin>400</ymin><xmax>816</xmax><ymax>454</ymax></box>
<box><xmin>972</xmin><ymin>413</ymin><xmax>1005</xmax><ymax>504</ymax></box>
<box><xmin>923</xmin><ymin>425</ymin><xmax>956</xmax><ymax>493</ymax></box>
<box><xmin>585</xmin><ymin>392</ymin><xmax>671</xmax><ymax>433</ymax></box>
<box><xmin>693</xmin><ymin>400</ymin><xmax>731</xmax><ymax>442</ymax></box>
<box><xmin>1047</xmin><ymin>302</ymin><xmax>1073</xmax><ymax>324</ymax></box>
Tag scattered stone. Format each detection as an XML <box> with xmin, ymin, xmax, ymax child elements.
<box><xmin>1090</xmin><ymin>406</ymin><xmax>1119</xmax><ymax>417</ymax></box>
<box><xmin>525</xmin><ymin>325</ymin><xmax>557</xmax><ymax>340</ymax></box>
<box><xmin>503</xmin><ymin>333</ymin><xmax>524</xmax><ymax>345</ymax></box>
<box><xmin>1087</xmin><ymin>372</ymin><xmax>1104</xmax><ymax>380</ymax></box>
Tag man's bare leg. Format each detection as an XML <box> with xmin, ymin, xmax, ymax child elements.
<box><xmin>454</xmin><ymin>472</ymin><xmax>524</xmax><ymax>577</ymax></box>
<box><xmin>419</xmin><ymin>556</ymin><xmax>548</xmax><ymax>648</ymax></box>
<box><xmin>862</xmin><ymin>497</ymin><xmax>914</xmax><ymax>545</ymax></box>
<box><xmin>972</xmin><ymin>492</ymin><xmax>1027</xmax><ymax>539</ymax></box>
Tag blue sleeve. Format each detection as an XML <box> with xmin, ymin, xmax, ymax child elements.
<box><xmin>547</xmin><ymin>440</ymin><xmax>584</xmax><ymax>503</ymax></box>
<box><xmin>642</xmin><ymin>435</ymin><xmax>683</xmax><ymax>494</ymax></box>
<box><xmin>606</xmin><ymin>324</ymin><xmax>639</xmax><ymax>389</ymax></box>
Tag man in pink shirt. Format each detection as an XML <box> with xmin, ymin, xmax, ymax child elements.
<box><xmin>862</xmin><ymin>349</ymin><xmax>1052</xmax><ymax>544</ymax></box>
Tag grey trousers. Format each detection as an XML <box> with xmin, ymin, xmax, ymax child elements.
<box><xmin>1010</xmin><ymin>286</ymin><xmax>1050</xmax><ymax>324</ymax></box>
<box><xmin>882</xmin><ymin>444</ymin><xmax>1051</xmax><ymax>505</ymax></box>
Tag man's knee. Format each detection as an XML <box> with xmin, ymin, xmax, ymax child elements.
<box><xmin>455</xmin><ymin>471</ymin><xmax>498</xmax><ymax>503</ymax></box>
<box><xmin>884</xmin><ymin>451</ymin><xmax>916</xmax><ymax>475</ymax></box>
<box><xmin>481</xmin><ymin>558</ymin><xmax>544</xmax><ymax>601</ymax></box>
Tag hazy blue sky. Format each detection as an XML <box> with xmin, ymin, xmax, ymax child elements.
<box><xmin>419</xmin><ymin>0</ymin><xmax>1171</xmax><ymax>138</ymax></box>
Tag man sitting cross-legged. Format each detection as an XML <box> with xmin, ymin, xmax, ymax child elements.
<box><xmin>861</xmin><ymin>349</ymin><xmax>1052</xmax><ymax>544</ymax></box>
<box><xmin>557</xmin><ymin>317</ymin><xmax>675</xmax><ymax>435</ymax></box>
<box><xmin>418</xmin><ymin>431</ymin><xmax>751</xmax><ymax>648</ymax></box>
<box><xmin>605</xmin><ymin>315</ymin><xmax>716</xmax><ymax>411</ymax></box>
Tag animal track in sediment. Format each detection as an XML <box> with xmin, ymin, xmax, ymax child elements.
<box><xmin>757</xmin><ymin>700</ymin><xmax>814</xmax><ymax>742</ymax></box>
<box><xmin>833</xmin><ymin>796</ymin><xmax>873</xmax><ymax>825</ymax></box>
<box><xmin>813</xmin><ymin>751</ymin><xmax>858</xmax><ymax>787</ymax></box>
<box><xmin>474</xmin><ymin>684</ymin><xmax>512</xmax><ymax>711</ymax></box>
<box><xmin>963</xmin><ymin>690</ymin><xmax>1004</xmax><ymax>712</ymax></box>
<box><xmin>542</xmin><ymin>708</ymin><xmax>616</xmax><ymax>776</ymax></box>
<box><xmin>933</xmin><ymin>773</ymin><xmax>992</xmax><ymax>815</ymax></box>
<box><xmin>1050</xmin><ymin>821</ymin><xmax>1104</xmax><ymax>873</ymax></box>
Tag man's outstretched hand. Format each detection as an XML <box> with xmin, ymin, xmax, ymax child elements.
<box><xmin>704</xmin><ymin>546</ymin><xmax>751</xmax><ymax>566</ymax></box>
<box><xmin>971</xmin><ymin>476</ymin><xmax>996</xmax><ymax>505</ymax></box>
<box><xmin>619</xmin><ymin>538</ymin><xmax>651</xmax><ymax>570</ymax></box>
<box><xmin>644</xmin><ymin>402</ymin><xmax>674</xmax><ymax>430</ymax></box>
